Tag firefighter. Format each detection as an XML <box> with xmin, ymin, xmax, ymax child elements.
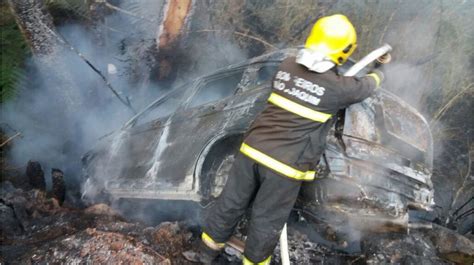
<box><xmin>188</xmin><ymin>14</ymin><xmax>385</xmax><ymax>264</ymax></box>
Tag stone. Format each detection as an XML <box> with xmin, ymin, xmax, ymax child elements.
<box><xmin>0</xmin><ymin>203</ymin><xmax>22</xmax><ymax>236</ymax></box>
<box><xmin>84</xmin><ymin>203</ymin><xmax>120</xmax><ymax>217</ymax></box>
<box><xmin>428</xmin><ymin>224</ymin><xmax>474</xmax><ymax>264</ymax></box>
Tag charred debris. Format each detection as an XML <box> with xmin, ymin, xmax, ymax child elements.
<box><xmin>0</xmin><ymin>171</ymin><xmax>473</xmax><ymax>264</ymax></box>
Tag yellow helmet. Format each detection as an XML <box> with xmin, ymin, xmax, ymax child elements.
<box><xmin>305</xmin><ymin>14</ymin><xmax>357</xmax><ymax>65</ymax></box>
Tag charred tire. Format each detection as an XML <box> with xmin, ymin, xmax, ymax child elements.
<box><xmin>457</xmin><ymin>219</ymin><xmax>473</xmax><ymax>235</ymax></box>
<box><xmin>199</xmin><ymin>135</ymin><xmax>243</xmax><ymax>201</ymax></box>
<box><xmin>455</xmin><ymin>212</ymin><xmax>474</xmax><ymax>235</ymax></box>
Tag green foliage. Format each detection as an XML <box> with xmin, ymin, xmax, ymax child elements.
<box><xmin>0</xmin><ymin>4</ymin><xmax>29</xmax><ymax>103</ymax></box>
<box><xmin>1</xmin><ymin>0</ymin><xmax>91</xmax><ymax>103</ymax></box>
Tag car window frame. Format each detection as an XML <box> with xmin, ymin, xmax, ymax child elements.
<box><xmin>122</xmin><ymin>81</ymin><xmax>196</xmax><ymax>129</ymax></box>
<box><xmin>180</xmin><ymin>66</ymin><xmax>248</xmax><ymax>110</ymax></box>
<box><xmin>122</xmin><ymin>58</ymin><xmax>285</xmax><ymax>129</ymax></box>
<box><xmin>250</xmin><ymin>61</ymin><xmax>281</xmax><ymax>89</ymax></box>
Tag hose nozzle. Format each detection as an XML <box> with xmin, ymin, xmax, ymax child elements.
<box><xmin>377</xmin><ymin>53</ymin><xmax>392</xmax><ymax>64</ymax></box>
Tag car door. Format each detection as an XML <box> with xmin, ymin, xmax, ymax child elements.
<box><xmin>145</xmin><ymin>68</ymin><xmax>247</xmax><ymax>187</ymax></box>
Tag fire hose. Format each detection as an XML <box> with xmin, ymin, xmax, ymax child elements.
<box><xmin>279</xmin><ymin>223</ymin><xmax>290</xmax><ymax>265</ymax></box>
<box><xmin>343</xmin><ymin>44</ymin><xmax>392</xmax><ymax>77</ymax></box>
<box><xmin>278</xmin><ymin>44</ymin><xmax>392</xmax><ymax>265</ymax></box>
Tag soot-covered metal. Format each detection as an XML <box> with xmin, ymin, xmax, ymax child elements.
<box><xmin>82</xmin><ymin>48</ymin><xmax>434</xmax><ymax>234</ymax></box>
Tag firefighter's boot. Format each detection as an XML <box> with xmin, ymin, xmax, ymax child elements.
<box><xmin>182</xmin><ymin>240</ymin><xmax>221</xmax><ymax>264</ymax></box>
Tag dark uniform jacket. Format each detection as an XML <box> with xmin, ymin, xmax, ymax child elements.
<box><xmin>242</xmin><ymin>56</ymin><xmax>378</xmax><ymax>180</ymax></box>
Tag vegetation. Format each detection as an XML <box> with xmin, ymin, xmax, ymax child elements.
<box><xmin>0</xmin><ymin>2</ymin><xmax>28</xmax><ymax>102</ymax></box>
<box><xmin>197</xmin><ymin>0</ymin><xmax>473</xmax><ymax>225</ymax></box>
<box><xmin>0</xmin><ymin>0</ymin><xmax>91</xmax><ymax>103</ymax></box>
<box><xmin>1</xmin><ymin>0</ymin><xmax>472</xmax><ymax>228</ymax></box>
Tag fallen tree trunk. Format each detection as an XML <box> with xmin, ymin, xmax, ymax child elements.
<box><xmin>7</xmin><ymin>0</ymin><xmax>80</xmax><ymax>109</ymax></box>
<box><xmin>7</xmin><ymin>0</ymin><xmax>59</xmax><ymax>56</ymax></box>
<box><xmin>7</xmin><ymin>0</ymin><xmax>135</xmax><ymax>112</ymax></box>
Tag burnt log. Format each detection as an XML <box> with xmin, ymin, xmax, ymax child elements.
<box><xmin>26</xmin><ymin>161</ymin><xmax>46</xmax><ymax>191</ymax></box>
<box><xmin>155</xmin><ymin>0</ymin><xmax>195</xmax><ymax>80</ymax></box>
<box><xmin>51</xmin><ymin>168</ymin><xmax>66</xmax><ymax>205</ymax></box>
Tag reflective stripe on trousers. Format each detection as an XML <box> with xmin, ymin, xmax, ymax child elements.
<box><xmin>243</xmin><ymin>255</ymin><xmax>271</xmax><ymax>265</ymax></box>
<box><xmin>240</xmin><ymin>143</ymin><xmax>315</xmax><ymax>181</ymax></box>
<box><xmin>201</xmin><ymin>232</ymin><xmax>225</xmax><ymax>250</ymax></box>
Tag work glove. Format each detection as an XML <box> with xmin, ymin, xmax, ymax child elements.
<box><xmin>373</xmin><ymin>52</ymin><xmax>390</xmax><ymax>80</ymax></box>
<box><xmin>368</xmin><ymin>69</ymin><xmax>384</xmax><ymax>88</ymax></box>
<box><xmin>372</xmin><ymin>69</ymin><xmax>384</xmax><ymax>82</ymax></box>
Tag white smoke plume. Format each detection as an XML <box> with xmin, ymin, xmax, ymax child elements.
<box><xmin>1</xmin><ymin>1</ymin><xmax>246</xmax><ymax>206</ymax></box>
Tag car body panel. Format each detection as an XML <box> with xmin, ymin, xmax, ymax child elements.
<box><xmin>82</xmin><ymin>48</ymin><xmax>434</xmax><ymax>229</ymax></box>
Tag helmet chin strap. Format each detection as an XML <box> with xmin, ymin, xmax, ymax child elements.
<box><xmin>296</xmin><ymin>49</ymin><xmax>336</xmax><ymax>73</ymax></box>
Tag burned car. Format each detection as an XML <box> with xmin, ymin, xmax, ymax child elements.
<box><xmin>82</xmin><ymin>47</ymin><xmax>434</xmax><ymax>233</ymax></box>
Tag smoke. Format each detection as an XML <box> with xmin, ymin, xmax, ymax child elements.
<box><xmin>3</xmin><ymin>14</ymin><xmax>132</xmax><ymax>180</ymax></box>
<box><xmin>4</xmin><ymin>0</ymin><xmax>471</xmax><ymax>242</ymax></box>
<box><xmin>1</xmin><ymin>0</ymin><xmax>247</xmax><ymax>207</ymax></box>
<box><xmin>327</xmin><ymin>0</ymin><xmax>474</xmax><ymax>231</ymax></box>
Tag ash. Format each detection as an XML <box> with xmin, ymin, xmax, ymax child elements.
<box><xmin>1</xmin><ymin>181</ymin><xmax>472</xmax><ymax>264</ymax></box>
<box><xmin>0</xmin><ymin>181</ymin><xmax>195</xmax><ymax>264</ymax></box>
<box><xmin>273</xmin><ymin>228</ymin><xmax>351</xmax><ymax>264</ymax></box>
<box><xmin>270</xmin><ymin>223</ymin><xmax>473</xmax><ymax>265</ymax></box>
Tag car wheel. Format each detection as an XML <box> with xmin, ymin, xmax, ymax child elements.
<box><xmin>199</xmin><ymin>135</ymin><xmax>242</xmax><ymax>200</ymax></box>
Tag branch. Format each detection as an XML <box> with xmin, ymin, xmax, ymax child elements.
<box><xmin>280</xmin><ymin>1</ymin><xmax>337</xmax><ymax>47</ymax></box>
<box><xmin>43</xmin><ymin>25</ymin><xmax>137</xmax><ymax>114</ymax></box>
<box><xmin>443</xmin><ymin>137</ymin><xmax>473</xmax><ymax>227</ymax></box>
<box><xmin>233</xmin><ymin>31</ymin><xmax>277</xmax><ymax>50</ymax></box>
<box><xmin>430</xmin><ymin>83</ymin><xmax>473</xmax><ymax>127</ymax></box>
<box><xmin>448</xmin><ymin>140</ymin><xmax>473</xmax><ymax>217</ymax></box>
<box><xmin>104</xmin><ymin>1</ymin><xmax>157</xmax><ymax>23</ymax></box>
<box><xmin>284</xmin><ymin>16</ymin><xmax>318</xmax><ymax>46</ymax></box>
<box><xmin>0</xmin><ymin>132</ymin><xmax>21</xmax><ymax>148</ymax></box>
<box><xmin>193</xmin><ymin>29</ymin><xmax>277</xmax><ymax>50</ymax></box>
<box><xmin>378</xmin><ymin>0</ymin><xmax>401</xmax><ymax>45</ymax></box>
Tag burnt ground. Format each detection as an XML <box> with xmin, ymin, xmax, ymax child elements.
<box><xmin>1</xmin><ymin>179</ymin><xmax>473</xmax><ymax>265</ymax></box>
<box><xmin>0</xmin><ymin>182</ymin><xmax>193</xmax><ymax>264</ymax></box>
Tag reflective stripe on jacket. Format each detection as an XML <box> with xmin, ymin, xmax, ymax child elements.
<box><xmin>267</xmin><ymin>93</ymin><xmax>332</xmax><ymax>123</ymax></box>
<box><xmin>242</xmin><ymin>56</ymin><xmax>378</xmax><ymax>180</ymax></box>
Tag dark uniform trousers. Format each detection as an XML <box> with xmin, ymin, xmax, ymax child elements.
<box><xmin>203</xmin><ymin>153</ymin><xmax>302</xmax><ymax>262</ymax></box>
<box><xmin>202</xmin><ymin>56</ymin><xmax>380</xmax><ymax>263</ymax></box>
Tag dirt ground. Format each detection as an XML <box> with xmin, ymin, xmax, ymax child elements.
<box><xmin>1</xmin><ymin>179</ymin><xmax>473</xmax><ymax>264</ymax></box>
